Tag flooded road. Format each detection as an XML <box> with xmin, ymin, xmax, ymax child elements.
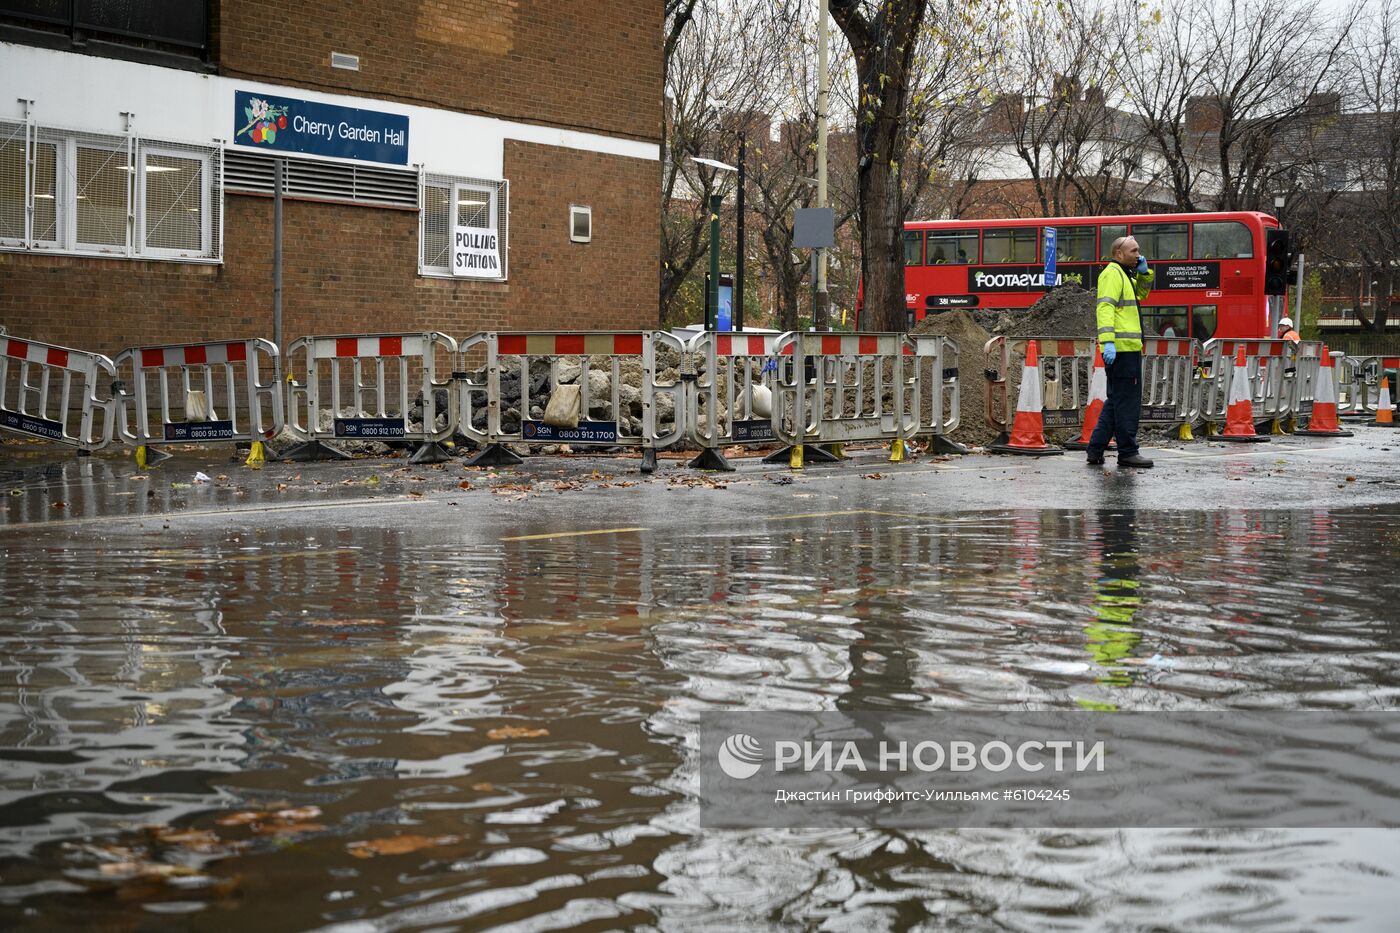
<box><xmin>1</xmin><ymin>443</ymin><xmax>1399</xmax><ymax>930</ymax></box>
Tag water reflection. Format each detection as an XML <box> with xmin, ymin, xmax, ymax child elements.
<box><xmin>0</xmin><ymin>505</ymin><xmax>1395</xmax><ymax>929</ymax></box>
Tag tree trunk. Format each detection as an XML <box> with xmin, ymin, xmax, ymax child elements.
<box><xmin>831</xmin><ymin>0</ymin><xmax>928</xmax><ymax>333</ymax></box>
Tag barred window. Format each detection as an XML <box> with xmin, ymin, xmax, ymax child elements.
<box><xmin>0</xmin><ymin>121</ymin><xmax>221</xmax><ymax>262</ymax></box>
<box><xmin>419</xmin><ymin>172</ymin><xmax>507</xmax><ymax>279</ymax></box>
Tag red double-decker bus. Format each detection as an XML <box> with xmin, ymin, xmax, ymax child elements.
<box><xmin>886</xmin><ymin>211</ymin><xmax>1283</xmax><ymax>340</ymax></box>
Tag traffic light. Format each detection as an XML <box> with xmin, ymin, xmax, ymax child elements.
<box><xmin>1265</xmin><ymin>228</ymin><xmax>1291</xmax><ymax>294</ymax></box>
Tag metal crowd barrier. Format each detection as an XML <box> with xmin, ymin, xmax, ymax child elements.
<box><xmin>1141</xmin><ymin>337</ymin><xmax>1199</xmax><ymax>437</ymax></box>
<box><xmin>284</xmin><ymin>332</ymin><xmax>458</xmax><ymax>464</ymax></box>
<box><xmin>1336</xmin><ymin>355</ymin><xmax>1399</xmax><ymax>417</ymax></box>
<box><xmin>1281</xmin><ymin>341</ymin><xmax>1326</xmax><ymax>431</ymax></box>
<box><xmin>772</xmin><ymin>332</ymin><xmax>916</xmax><ymax>467</ymax></box>
<box><xmin>1197</xmin><ymin>338</ymin><xmax>1295</xmax><ymax>435</ymax></box>
<box><xmin>113</xmin><ymin>338</ymin><xmax>282</xmax><ymax>466</ymax></box>
<box><xmin>0</xmin><ymin>335</ymin><xmax>116</xmax><ymax>454</ymax></box>
<box><xmin>907</xmin><ymin>334</ymin><xmax>967</xmax><ymax>454</ymax></box>
<box><xmin>683</xmin><ymin>331</ymin><xmax>788</xmax><ymax>471</ymax></box>
<box><xmin>456</xmin><ymin>332</ymin><xmax>685</xmax><ymax>473</ymax></box>
<box><xmin>984</xmin><ymin>336</ymin><xmax>1095</xmax><ymax>441</ymax></box>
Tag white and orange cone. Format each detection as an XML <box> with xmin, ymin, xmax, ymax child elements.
<box><xmin>1064</xmin><ymin>344</ymin><xmax>1114</xmax><ymax>451</ymax></box>
<box><xmin>1373</xmin><ymin>376</ymin><xmax>1395</xmax><ymax>426</ymax></box>
<box><xmin>1296</xmin><ymin>346</ymin><xmax>1353</xmax><ymax>437</ymax></box>
<box><xmin>990</xmin><ymin>340</ymin><xmax>1064</xmax><ymax>456</ymax></box>
<box><xmin>1221</xmin><ymin>345</ymin><xmax>1270</xmax><ymax>443</ymax></box>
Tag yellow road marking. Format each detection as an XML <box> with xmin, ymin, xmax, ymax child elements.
<box><xmin>500</xmin><ymin>526</ymin><xmax>648</xmax><ymax>542</ymax></box>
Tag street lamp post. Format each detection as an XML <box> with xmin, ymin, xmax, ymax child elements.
<box><xmin>736</xmin><ymin>135</ymin><xmax>746</xmax><ymax>332</ymax></box>
<box><xmin>691</xmin><ymin>156</ymin><xmax>737</xmax><ymax>331</ymax></box>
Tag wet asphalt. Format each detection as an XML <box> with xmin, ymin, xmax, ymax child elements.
<box><xmin>3</xmin><ymin>427</ymin><xmax>1399</xmax><ymax>539</ymax></box>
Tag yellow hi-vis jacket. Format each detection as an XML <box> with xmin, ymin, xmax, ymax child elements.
<box><xmin>1096</xmin><ymin>262</ymin><xmax>1155</xmax><ymax>352</ymax></box>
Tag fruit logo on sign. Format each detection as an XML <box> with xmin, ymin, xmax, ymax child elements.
<box><xmin>237</xmin><ymin>98</ymin><xmax>289</xmax><ymax>145</ymax></box>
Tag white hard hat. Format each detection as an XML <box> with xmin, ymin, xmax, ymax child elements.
<box><xmin>1278</xmin><ymin>317</ymin><xmax>1294</xmax><ymax>329</ymax></box>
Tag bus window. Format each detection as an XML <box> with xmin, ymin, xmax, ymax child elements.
<box><xmin>1192</xmin><ymin>221</ymin><xmax>1253</xmax><ymax>259</ymax></box>
<box><xmin>1052</xmin><ymin>226</ymin><xmax>1096</xmax><ymax>261</ymax></box>
<box><xmin>901</xmin><ymin>231</ymin><xmax>924</xmax><ymax>264</ymax></box>
<box><xmin>1100</xmin><ymin>224</ymin><xmax>1127</xmax><ymax>258</ymax></box>
<box><xmin>984</xmin><ymin>227</ymin><xmax>1037</xmax><ymax>263</ymax></box>
<box><xmin>1133</xmin><ymin>222</ymin><xmax>1189</xmax><ymax>260</ymax></box>
<box><xmin>903</xmin><ymin>231</ymin><xmax>923</xmax><ymax>266</ymax></box>
<box><xmin>1142</xmin><ymin>306</ymin><xmax>1187</xmax><ymax>338</ymax></box>
<box><xmin>1190</xmin><ymin>305</ymin><xmax>1218</xmax><ymax>340</ymax></box>
<box><xmin>927</xmin><ymin>228</ymin><xmax>978</xmax><ymax>264</ymax></box>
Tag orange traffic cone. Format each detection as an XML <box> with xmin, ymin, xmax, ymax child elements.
<box><xmin>1064</xmin><ymin>344</ymin><xmax>1114</xmax><ymax>451</ymax></box>
<box><xmin>990</xmin><ymin>340</ymin><xmax>1064</xmax><ymax>456</ymax></box>
<box><xmin>1221</xmin><ymin>345</ymin><xmax>1270</xmax><ymax>443</ymax></box>
<box><xmin>1373</xmin><ymin>376</ymin><xmax>1395</xmax><ymax>426</ymax></box>
<box><xmin>1296</xmin><ymin>346</ymin><xmax>1353</xmax><ymax>437</ymax></box>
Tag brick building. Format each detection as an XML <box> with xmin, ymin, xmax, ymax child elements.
<box><xmin>0</xmin><ymin>1</ymin><xmax>662</xmax><ymax>356</ymax></box>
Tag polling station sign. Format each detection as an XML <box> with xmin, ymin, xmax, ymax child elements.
<box><xmin>452</xmin><ymin>226</ymin><xmax>503</xmax><ymax>278</ymax></box>
<box><xmin>233</xmin><ymin>90</ymin><xmax>409</xmax><ymax>165</ymax></box>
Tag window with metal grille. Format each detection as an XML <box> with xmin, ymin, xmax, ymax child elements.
<box><xmin>0</xmin><ymin>121</ymin><xmax>221</xmax><ymax>261</ymax></box>
<box><xmin>420</xmin><ymin>172</ymin><xmax>508</xmax><ymax>280</ymax></box>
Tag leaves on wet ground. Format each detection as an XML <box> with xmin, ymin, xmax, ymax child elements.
<box><xmin>346</xmin><ymin>834</ymin><xmax>461</xmax><ymax>858</ymax></box>
<box><xmin>862</xmin><ymin>472</ymin><xmax>888</xmax><ymax>480</ymax></box>
<box><xmin>214</xmin><ymin>805</ymin><xmax>324</xmax><ymax>835</ymax></box>
<box><xmin>667</xmin><ymin>475</ymin><xmax>729</xmax><ymax>489</ymax></box>
<box><xmin>486</xmin><ymin>725</ymin><xmax>550</xmax><ymax>740</ymax></box>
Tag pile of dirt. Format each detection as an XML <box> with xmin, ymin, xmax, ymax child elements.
<box><xmin>911</xmin><ymin>309</ymin><xmax>1000</xmax><ymax>446</ymax></box>
<box><xmin>973</xmin><ymin>285</ymin><xmax>1098</xmax><ymax>338</ymax></box>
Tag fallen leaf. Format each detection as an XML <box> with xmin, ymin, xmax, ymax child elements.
<box><xmin>862</xmin><ymin>473</ymin><xmax>886</xmax><ymax>480</ymax></box>
<box><xmin>471</xmin><ymin>782</ymin><xmax>495</xmax><ymax>792</ymax></box>
<box><xmin>487</xmin><ymin>725</ymin><xmax>550</xmax><ymax>740</ymax></box>
<box><xmin>458</xmin><ymin>480</ymin><xmax>473</xmax><ymax>490</ymax></box>
<box><xmin>407</xmin><ymin>490</ymin><xmax>424</xmax><ymax>497</ymax></box>
<box><xmin>346</xmin><ymin>834</ymin><xmax>461</xmax><ymax>858</ymax></box>
<box><xmin>276</xmin><ymin>483</ymin><xmax>288</xmax><ymax>492</ymax></box>
<box><xmin>1346</xmin><ymin>475</ymin><xmax>1357</xmax><ymax>482</ymax></box>
<box><xmin>51</xmin><ymin>500</ymin><xmax>66</xmax><ymax>509</ymax></box>
<box><xmin>146</xmin><ymin>827</ymin><xmax>223</xmax><ymax>851</ymax></box>
<box><xmin>365</xmin><ymin>475</ymin><xmax>381</xmax><ymax>486</ymax></box>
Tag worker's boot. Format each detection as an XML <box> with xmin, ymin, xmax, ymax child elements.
<box><xmin>1119</xmin><ymin>453</ymin><xmax>1154</xmax><ymax>468</ymax></box>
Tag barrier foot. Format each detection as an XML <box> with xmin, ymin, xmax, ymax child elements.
<box><xmin>888</xmin><ymin>438</ymin><xmax>905</xmax><ymax>463</ymax></box>
<box><xmin>927</xmin><ymin>435</ymin><xmax>970</xmax><ymax>455</ymax></box>
<box><xmin>282</xmin><ymin>439</ymin><xmax>353</xmax><ymax>462</ymax></box>
<box><xmin>244</xmin><ymin>440</ymin><xmax>266</xmax><ymax>469</ymax></box>
<box><xmin>640</xmin><ymin>448</ymin><xmax>658</xmax><ymax>475</ymax></box>
<box><xmin>987</xmin><ymin>443</ymin><xmax>1064</xmax><ymax>457</ymax></box>
<box><xmin>991</xmin><ymin>430</ymin><xmax>1010</xmax><ymax>447</ymax></box>
<box><xmin>790</xmin><ymin>444</ymin><xmax>804</xmax><ymax>470</ymax></box>
<box><xmin>1177</xmin><ymin>422</ymin><xmax>1196</xmax><ymax>442</ymax></box>
<box><xmin>688</xmin><ymin>448</ymin><xmax>735</xmax><ymax>472</ymax></box>
<box><xmin>135</xmin><ymin>444</ymin><xmax>172</xmax><ymax>469</ymax></box>
<box><xmin>409</xmin><ymin>441</ymin><xmax>454</xmax><ymax>465</ymax></box>
<box><xmin>461</xmin><ymin>443</ymin><xmax>525</xmax><ymax>468</ymax></box>
<box><xmin>763</xmin><ymin>444</ymin><xmax>839</xmax><ymax>465</ymax></box>
<box><xmin>824</xmin><ymin>443</ymin><xmax>847</xmax><ymax>460</ymax></box>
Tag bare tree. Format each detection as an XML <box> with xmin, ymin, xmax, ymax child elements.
<box><xmin>1115</xmin><ymin>0</ymin><xmax>1353</xmax><ymax>213</ymax></box>
<box><xmin>1313</xmin><ymin>0</ymin><xmax>1400</xmax><ymax>329</ymax></box>
<box><xmin>830</xmin><ymin>0</ymin><xmax>931</xmax><ymax>331</ymax></box>
<box><xmin>660</xmin><ymin>0</ymin><xmax>779</xmax><ymax>325</ymax></box>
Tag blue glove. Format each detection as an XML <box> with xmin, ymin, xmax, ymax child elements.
<box><xmin>1103</xmin><ymin>342</ymin><xmax>1117</xmax><ymax>365</ymax></box>
<box><xmin>1135</xmin><ymin>256</ymin><xmax>1149</xmax><ymax>275</ymax></box>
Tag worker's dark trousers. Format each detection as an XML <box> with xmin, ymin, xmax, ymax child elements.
<box><xmin>1088</xmin><ymin>350</ymin><xmax>1141</xmax><ymax>458</ymax></box>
